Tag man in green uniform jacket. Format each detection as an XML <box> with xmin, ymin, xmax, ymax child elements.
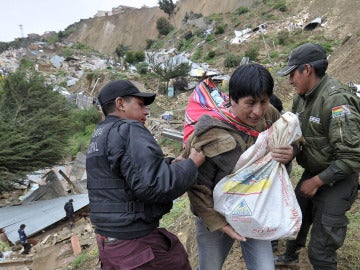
<box><xmin>276</xmin><ymin>42</ymin><xmax>360</xmax><ymax>269</ymax></box>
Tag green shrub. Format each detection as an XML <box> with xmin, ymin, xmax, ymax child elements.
<box><xmin>146</xmin><ymin>39</ymin><xmax>154</xmax><ymax>50</ymax></box>
<box><xmin>69</xmin><ymin>107</ymin><xmax>102</xmax><ymax>154</ymax></box>
<box><xmin>244</xmin><ymin>45</ymin><xmax>259</xmax><ymax>61</ymax></box>
<box><xmin>124</xmin><ymin>51</ymin><xmax>144</xmax><ymax>64</ymax></box>
<box><xmin>0</xmin><ymin>242</ymin><xmax>11</xmax><ymax>252</ymax></box>
<box><xmin>57</xmin><ymin>28</ymin><xmax>73</xmax><ymax>40</ymax></box>
<box><xmin>206</xmin><ymin>50</ymin><xmax>216</xmax><ymax>59</ymax></box>
<box><xmin>108</xmin><ymin>72</ymin><xmax>128</xmax><ymax>81</ymax></box>
<box><xmin>156</xmin><ymin>17</ymin><xmax>174</xmax><ymax>36</ymax></box>
<box><xmin>152</xmin><ymin>39</ymin><xmax>166</xmax><ymax>50</ymax></box>
<box><xmin>134</xmin><ymin>51</ymin><xmax>145</xmax><ymax>62</ymax></box>
<box><xmin>62</xmin><ymin>47</ymin><xmax>74</xmax><ymax>58</ymax></box>
<box><xmin>115</xmin><ymin>44</ymin><xmax>128</xmax><ymax>58</ymax></box>
<box><xmin>191</xmin><ymin>48</ymin><xmax>202</xmax><ymax>61</ymax></box>
<box><xmin>73</xmin><ymin>43</ymin><xmax>88</xmax><ymax>50</ymax></box>
<box><xmin>205</xmin><ymin>34</ymin><xmax>216</xmax><ymax>42</ymax></box>
<box><xmin>195</xmin><ymin>29</ymin><xmax>205</xmax><ymax>37</ymax></box>
<box><xmin>46</xmin><ymin>32</ymin><xmax>59</xmax><ymax>45</ymax></box>
<box><xmin>320</xmin><ymin>42</ymin><xmax>333</xmax><ymax>53</ymax></box>
<box><xmin>277</xmin><ymin>30</ymin><xmax>290</xmax><ymax>45</ymax></box>
<box><xmin>136</xmin><ymin>62</ymin><xmax>149</xmax><ymax>75</ymax></box>
<box><xmin>71</xmin><ymin>107</ymin><xmax>102</xmax><ymax>131</ymax></box>
<box><xmin>274</xmin><ymin>1</ymin><xmax>288</xmax><ymax>12</ymax></box>
<box><xmin>183</xmin><ymin>11</ymin><xmax>202</xmax><ymax>23</ymax></box>
<box><xmin>236</xmin><ymin>6</ymin><xmax>250</xmax><ymax>15</ymax></box>
<box><xmin>269</xmin><ymin>51</ymin><xmax>279</xmax><ymax>59</ymax></box>
<box><xmin>224</xmin><ymin>53</ymin><xmax>241</xmax><ymax>68</ymax></box>
<box><xmin>19</xmin><ymin>58</ymin><xmax>34</xmax><ymax>70</ymax></box>
<box><xmin>214</xmin><ymin>25</ymin><xmax>225</xmax><ymax>35</ymax></box>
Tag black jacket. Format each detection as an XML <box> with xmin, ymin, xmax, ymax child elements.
<box><xmin>64</xmin><ymin>202</ymin><xmax>74</xmax><ymax>217</ymax></box>
<box><xmin>86</xmin><ymin>115</ymin><xmax>199</xmax><ymax>239</ymax></box>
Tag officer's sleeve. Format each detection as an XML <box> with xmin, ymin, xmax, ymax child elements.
<box><xmin>108</xmin><ymin>122</ymin><xmax>199</xmax><ymax>203</ymax></box>
<box><xmin>318</xmin><ymin>93</ymin><xmax>360</xmax><ymax>184</ymax></box>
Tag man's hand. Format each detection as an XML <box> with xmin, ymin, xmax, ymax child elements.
<box><xmin>300</xmin><ymin>175</ymin><xmax>324</xmax><ymax>198</ymax></box>
<box><xmin>172</xmin><ymin>154</ymin><xmax>184</xmax><ymax>163</ymax></box>
<box><xmin>188</xmin><ymin>148</ymin><xmax>206</xmax><ymax>168</ymax></box>
<box><xmin>271</xmin><ymin>145</ymin><xmax>293</xmax><ymax>164</ymax></box>
<box><xmin>220</xmin><ymin>224</ymin><xmax>246</xmax><ymax>242</ymax></box>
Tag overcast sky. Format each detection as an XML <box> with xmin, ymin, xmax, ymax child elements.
<box><xmin>0</xmin><ymin>0</ymin><xmax>173</xmax><ymax>42</ymax></box>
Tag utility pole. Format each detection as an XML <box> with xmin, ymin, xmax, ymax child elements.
<box><xmin>18</xmin><ymin>24</ymin><xmax>24</xmax><ymax>38</ymax></box>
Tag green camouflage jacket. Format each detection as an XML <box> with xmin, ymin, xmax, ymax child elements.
<box><xmin>292</xmin><ymin>74</ymin><xmax>360</xmax><ymax>185</ymax></box>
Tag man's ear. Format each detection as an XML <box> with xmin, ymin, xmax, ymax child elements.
<box><xmin>230</xmin><ymin>97</ymin><xmax>237</xmax><ymax>106</ymax></box>
<box><xmin>115</xmin><ymin>97</ymin><xmax>125</xmax><ymax>110</ymax></box>
<box><xmin>305</xmin><ymin>64</ymin><xmax>313</xmax><ymax>76</ymax></box>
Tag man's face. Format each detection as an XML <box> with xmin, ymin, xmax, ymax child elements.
<box><xmin>230</xmin><ymin>93</ymin><xmax>270</xmax><ymax>127</ymax></box>
<box><xmin>289</xmin><ymin>65</ymin><xmax>311</xmax><ymax>95</ymax></box>
<box><xmin>120</xmin><ymin>96</ymin><xmax>149</xmax><ymax>124</ymax></box>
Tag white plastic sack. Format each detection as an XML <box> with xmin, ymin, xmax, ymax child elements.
<box><xmin>213</xmin><ymin>112</ymin><xmax>302</xmax><ymax>240</ymax></box>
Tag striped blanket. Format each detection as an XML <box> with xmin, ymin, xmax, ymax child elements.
<box><xmin>183</xmin><ymin>78</ymin><xmax>260</xmax><ymax>145</ymax></box>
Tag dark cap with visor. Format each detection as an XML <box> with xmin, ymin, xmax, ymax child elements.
<box><xmin>98</xmin><ymin>80</ymin><xmax>156</xmax><ymax>106</ymax></box>
<box><xmin>277</xmin><ymin>43</ymin><xmax>327</xmax><ymax>76</ymax></box>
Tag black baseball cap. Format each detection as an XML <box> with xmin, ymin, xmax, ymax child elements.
<box><xmin>277</xmin><ymin>43</ymin><xmax>327</xmax><ymax>76</ymax></box>
<box><xmin>98</xmin><ymin>80</ymin><xmax>156</xmax><ymax>106</ymax></box>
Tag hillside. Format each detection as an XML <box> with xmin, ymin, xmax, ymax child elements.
<box><xmin>65</xmin><ymin>0</ymin><xmax>360</xmax><ymax>84</ymax></box>
<box><xmin>67</xmin><ymin>0</ymin><xmax>254</xmax><ymax>53</ymax></box>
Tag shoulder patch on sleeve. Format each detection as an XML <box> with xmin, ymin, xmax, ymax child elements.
<box><xmin>331</xmin><ymin>105</ymin><xmax>351</xmax><ymax>118</ymax></box>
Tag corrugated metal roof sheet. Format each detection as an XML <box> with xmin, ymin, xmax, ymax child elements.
<box><xmin>0</xmin><ymin>194</ymin><xmax>89</xmax><ymax>244</ymax></box>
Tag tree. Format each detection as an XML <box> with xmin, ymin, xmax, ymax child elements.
<box><xmin>0</xmin><ymin>70</ymin><xmax>76</xmax><ymax>190</ymax></box>
<box><xmin>115</xmin><ymin>44</ymin><xmax>128</xmax><ymax>59</ymax></box>
<box><xmin>158</xmin><ymin>0</ymin><xmax>176</xmax><ymax>19</ymax></box>
<box><xmin>156</xmin><ymin>17</ymin><xmax>174</xmax><ymax>36</ymax></box>
<box><xmin>125</xmin><ymin>51</ymin><xmax>145</xmax><ymax>65</ymax></box>
<box><xmin>147</xmin><ymin>52</ymin><xmax>191</xmax><ymax>94</ymax></box>
<box><xmin>115</xmin><ymin>44</ymin><xmax>129</xmax><ymax>65</ymax></box>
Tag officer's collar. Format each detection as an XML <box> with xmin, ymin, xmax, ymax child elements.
<box><xmin>302</xmin><ymin>74</ymin><xmax>328</xmax><ymax>99</ymax></box>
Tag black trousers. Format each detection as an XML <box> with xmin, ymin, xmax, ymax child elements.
<box><xmin>286</xmin><ymin>171</ymin><xmax>358</xmax><ymax>270</ymax></box>
<box><xmin>22</xmin><ymin>243</ymin><xmax>31</xmax><ymax>254</ymax></box>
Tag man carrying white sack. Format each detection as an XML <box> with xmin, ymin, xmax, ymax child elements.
<box><xmin>183</xmin><ymin>63</ymin><xmax>294</xmax><ymax>270</ymax></box>
<box><xmin>213</xmin><ymin>111</ymin><xmax>302</xmax><ymax>242</ymax></box>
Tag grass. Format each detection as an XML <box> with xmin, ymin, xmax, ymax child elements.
<box><xmin>71</xmin><ymin>247</ymin><xmax>99</xmax><ymax>269</ymax></box>
<box><xmin>72</xmin><ymin>252</ymin><xmax>92</xmax><ymax>269</ymax></box>
<box><xmin>288</xmin><ymin>162</ymin><xmax>360</xmax><ymax>269</ymax></box>
<box><xmin>158</xmin><ymin>137</ymin><xmax>183</xmax><ymax>154</ymax></box>
<box><xmin>338</xmin><ymin>200</ymin><xmax>360</xmax><ymax>269</ymax></box>
<box><xmin>0</xmin><ymin>242</ymin><xmax>11</xmax><ymax>252</ymax></box>
<box><xmin>160</xmin><ymin>195</ymin><xmax>191</xmax><ymax>228</ymax></box>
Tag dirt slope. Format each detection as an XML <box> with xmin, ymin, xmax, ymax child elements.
<box><xmin>67</xmin><ymin>0</ymin><xmax>257</xmax><ymax>53</ymax></box>
<box><xmin>67</xmin><ymin>0</ymin><xmax>360</xmax><ymax>84</ymax></box>
<box><xmin>296</xmin><ymin>0</ymin><xmax>360</xmax><ymax>82</ymax></box>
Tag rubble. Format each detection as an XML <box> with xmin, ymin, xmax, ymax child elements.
<box><xmin>0</xmin><ymin>217</ymin><xmax>95</xmax><ymax>270</ymax></box>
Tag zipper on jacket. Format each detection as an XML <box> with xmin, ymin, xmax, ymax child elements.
<box><xmin>337</xmin><ymin>118</ymin><xmax>344</xmax><ymax>143</ymax></box>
